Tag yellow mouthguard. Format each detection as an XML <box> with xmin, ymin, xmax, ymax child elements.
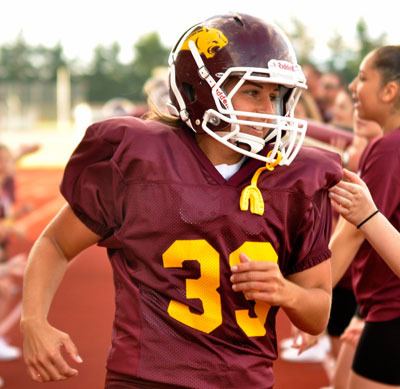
<box><xmin>240</xmin><ymin>151</ymin><xmax>282</xmax><ymax>215</ymax></box>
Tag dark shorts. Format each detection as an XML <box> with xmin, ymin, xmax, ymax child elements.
<box><xmin>352</xmin><ymin>316</ymin><xmax>400</xmax><ymax>385</ymax></box>
<box><xmin>327</xmin><ymin>286</ymin><xmax>357</xmax><ymax>337</ymax></box>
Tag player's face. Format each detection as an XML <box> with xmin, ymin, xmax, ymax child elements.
<box><xmin>224</xmin><ymin>79</ymin><xmax>282</xmax><ymax>140</ymax></box>
<box><xmin>349</xmin><ymin>52</ymin><xmax>384</xmax><ymax>124</ymax></box>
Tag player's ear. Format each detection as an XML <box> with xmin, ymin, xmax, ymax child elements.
<box><xmin>380</xmin><ymin>80</ymin><xmax>400</xmax><ymax>104</ymax></box>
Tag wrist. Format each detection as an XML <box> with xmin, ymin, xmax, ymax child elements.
<box><xmin>357</xmin><ymin>210</ymin><xmax>379</xmax><ymax>229</ymax></box>
<box><xmin>280</xmin><ymin>280</ymin><xmax>299</xmax><ymax>310</ymax></box>
<box><xmin>20</xmin><ymin>316</ymin><xmax>47</xmax><ymax>331</ymax></box>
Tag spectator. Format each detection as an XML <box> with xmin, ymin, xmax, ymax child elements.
<box><xmin>281</xmin><ymin>105</ymin><xmax>382</xmax><ymax>375</ymax></box>
<box><xmin>0</xmin><ymin>144</ymin><xmax>28</xmax><ymax>369</ymax></box>
<box><xmin>302</xmin><ymin>63</ymin><xmax>322</xmax><ymax>101</ymax></box>
<box><xmin>330</xmin><ymin>45</ymin><xmax>400</xmax><ymax>388</ymax></box>
<box><xmin>143</xmin><ymin>66</ymin><xmax>169</xmax><ymax>115</ymax></box>
<box><xmin>317</xmin><ymin>72</ymin><xmax>344</xmax><ymax>123</ymax></box>
<box><xmin>341</xmin><ymin>113</ymin><xmax>382</xmax><ymax>172</ymax></box>
<box><xmin>295</xmin><ymin>91</ymin><xmax>323</xmax><ymax>122</ymax></box>
<box><xmin>331</xmin><ymin>89</ymin><xmax>354</xmax><ymax>132</ymax></box>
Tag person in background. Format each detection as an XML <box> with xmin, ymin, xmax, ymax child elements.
<box><xmin>323</xmin><ymin>114</ymin><xmax>382</xmax><ymax>388</ymax></box>
<box><xmin>331</xmin><ymin>89</ymin><xmax>354</xmax><ymax>132</ymax></box>
<box><xmin>20</xmin><ymin>13</ymin><xmax>341</xmax><ymax>388</ymax></box>
<box><xmin>317</xmin><ymin>72</ymin><xmax>344</xmax><ymax>123</ymax></box>
<box><xmin>143</xmin><ymin>66</ymin><xmax>169</xmax><ymax>115</ymax></box>
<box><xmin>295</xmin><ymin>90</ymin><xmax>323</xmax><ymax>122</ymax></box>
<box><xmin>330</xmin><ymin>45</ymin><xmax>400</xmax><ymax>389</ymax></box>
<box><xmin>341</xmin><ymin>113</ymin><xmax>382</xmax><ymax>172</ymax></box>
<box><xmin>302</xmin><ymin>63</ymin><xmax>322</xmax><ymax>103</ymax></box>
<box><xmin>281</xmin><ymin>106</ymin><xmax>382</xmax><ymax>383</ymax></box>
<box><xmin>0</xmin><ymin>143</ymin><xmax>35</xmax><ymax>388</ymax></box>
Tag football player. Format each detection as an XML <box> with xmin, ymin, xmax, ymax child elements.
<box><xmin>20</xmin><ymin>13</ymin><xmax>342</xmax><ymax>388</ymax></box>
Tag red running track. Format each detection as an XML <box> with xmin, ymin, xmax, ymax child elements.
<box><xmin>2</xmin><ymin>169</ymin><xmax>330</xmax><ymax>389</ymax></box>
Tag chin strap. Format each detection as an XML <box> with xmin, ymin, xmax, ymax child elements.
<box><xmin>240</xmin><ymin>151</ymin><xmax>282</xmax><ymax>215</ymax></box>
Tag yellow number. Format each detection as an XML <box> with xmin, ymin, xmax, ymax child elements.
<box><xmin>162</xmin><ymin>240</ymin><xmax>222</xmax><ymax>333</ymax></box>
<box><xmin>163</xmin><ymin>240</ymin><xmax>278</xmax><ymax>337</ymax></box>
<box><xmin>229</xmin><ymin>242</ymin><xmax>278</xmax><ymax>337</ymax></box>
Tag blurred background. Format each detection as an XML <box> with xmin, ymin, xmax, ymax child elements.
<box><xmin>0</xmin><ymin>0</ymin><xmax>397</xmax><ymax>166</ymax></box>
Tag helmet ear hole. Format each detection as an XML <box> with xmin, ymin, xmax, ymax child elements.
<box><xmin>233</xmin><ymin>15</ymin><xmax>244</xmax><ymax>27</ymax></box>
<box><xmin>182</xmin><ymin>82</ymin><xmax>196</xmax><ymax>103</ymax></box>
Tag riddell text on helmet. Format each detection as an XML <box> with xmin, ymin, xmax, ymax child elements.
<box><xmin>215</xmin><ymin>88</ymin><xmax>228</xmax><ymax>108</ymax></box>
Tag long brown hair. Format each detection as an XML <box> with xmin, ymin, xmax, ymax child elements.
<box><xmin>143</xmin><ymin>101</ymin><xmax>184</xmax><ymax>128</ymax></box>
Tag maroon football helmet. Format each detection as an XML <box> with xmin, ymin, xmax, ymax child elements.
<box><xmin>168</xmin><ymin>13</ymin><xmax>308</xmax><ymax>165</ymax></box>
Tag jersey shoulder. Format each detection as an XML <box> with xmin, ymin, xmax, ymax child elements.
<box><xmin>82</xmin><ymin>117</ymin><xmax>181</xmax><ymax>171</ymax></box>
<box><xmin>86</xmin><ymin>116</ymin><xmax>175</xmax><ymax>146</ymax></box>
<box><xmin>279</xmin><ymin>146</ymin><xmax>343</xmax><ymax>196</ymax></box>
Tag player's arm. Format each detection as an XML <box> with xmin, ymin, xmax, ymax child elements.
<box><xmin>330</xmin><ymin>168</ymin><xmax>400</xmax><ymax>277</ymax></box>
<box><xmin>231</xmin><ymin>255</ymin><xmax>331</xmax><ymax>335</ymax></box>
<box><xmin>20</xmin><ymin>203</ymin><xmax>100</xmax><ymax>383</ymax></box>
<box><xmin>283</xmin><ymin>259</ymin><xmax>331</xmax><ymax>335</ymax></box>
<box><xmin>329</xmin><ymin>214</ymin><xmax>365</xmax><ymax>287</ymax></box>
<box><xmin>360</xmin><ymin>213</ymin><xmax>400</xmax><ymax>277</ymax></box>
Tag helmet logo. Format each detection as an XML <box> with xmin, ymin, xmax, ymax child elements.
<box><xmin>268</xmin><ymin>59</ymin><xmax>299</xmax><ymax>73</ymax></box>
<box><xmin>181</xmin><ymin>27</ymin><xmax>228</xmax><ymax>58</ymax></box>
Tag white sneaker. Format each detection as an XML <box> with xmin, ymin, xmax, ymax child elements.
<box><xmin>0</xmin><ymin>337</ymin><xmax>21</xmax><ymax>361</ymax></box>
<box><xmin>280</xmin><ymin>335</ymin><xmax>331</xmax><ymax>363</ymax></box>
<box><xmin>280</xmin><ymin>336</ymin><xmax>295</xmax><ymax>350</ymax></box>
<box><xmin>316</xmin><ymin>334</ymin><xmax>331</xmax><ymax>353</ymax></box>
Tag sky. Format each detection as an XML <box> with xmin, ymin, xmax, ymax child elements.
<box><xmin>1</xmin><ymin>0</ymin><xmax>399</xmax><ymax>65</ymax></box>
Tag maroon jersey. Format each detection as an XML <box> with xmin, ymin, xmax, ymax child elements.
<box><xmin>61</xmin><ymin>117</ymin><xmax>341</xmax><ymax>388</ymax></box>
<box><xmin>353</xmin><ymin>128</ymin><xmax>400</xmax><ymax>322</ymax></box>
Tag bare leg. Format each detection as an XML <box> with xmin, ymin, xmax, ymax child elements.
<box><xmin>331</xmin><ymin>340</ymin><xmax>356</xmax><ymax>389</ymax></box>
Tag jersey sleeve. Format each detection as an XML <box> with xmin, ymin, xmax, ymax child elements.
<box><xmin>60</xmin><ymin>119</ymin><xmax>127</xmax><ymax>240</ymax></box>
<box><xmin>290</xmin><ymin>188</ymin><xmax>333</xmax><ymax>273</ymax></box>
<box><xmin>286</xmin><ymin>148</ymin><xmax>342</xmax><ymax>274</ymax></box>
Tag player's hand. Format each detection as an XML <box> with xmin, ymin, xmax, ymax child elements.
<box><xmin>21</xmin><ymin>319</ymin><xmax>83</xmax><ymax>382</ymax></box>
<box><xmin>230</xmin><ymin>253</ymin><xmax>292</xmax><ymax>306</ymax></box>
<box><xmin>329</xmin><ymin>168</ymin><xmax>376</xmax><ymax>226</ymax></box>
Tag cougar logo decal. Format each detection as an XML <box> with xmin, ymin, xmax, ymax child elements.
<box><xmin>181</xmin><ymin>27</ymin><xmax>228</xmax><ymax>58</ymax></box>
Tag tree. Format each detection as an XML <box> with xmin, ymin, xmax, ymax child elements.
<box><xmin>326</xmin><ymin>19</ymin><xmax>386</xmax><ymax>83</ymax></box>
<box><xmin>83</xmin><ymin>33</ymin><xmax>170</xmax><ymax>103</ymax></box>
<box><xmin>286</xmin><ymin>18</ymin><xmax>315</xmax><ymax>65</ymax></box>
<box><xmin>0</xmin><ymin>35</ymin><xmax>68</xmax><ymax>82</ymax></box>
<box><xmin>35</xmin><ymin>43</ymin><xmax>68</xmax><ymax>81</ymax></box>
<box><xmin>124</xmin><ymin>32</ymin><xmax>170</xmax><ymax>102</ymax></box>
<box><xmin>284</xmin><ymin>17</ymin><xmax>387</xmax><ymax>85</ymax></box>
<box><xmin>84</xmin><ymin>42</ymin><xmax>128</xmax><ymax>102</ymax></box>
<box><xmin>0</xmin><ymin>34</ymin><xmax>36</xmax><ymax>81</ymax></box>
